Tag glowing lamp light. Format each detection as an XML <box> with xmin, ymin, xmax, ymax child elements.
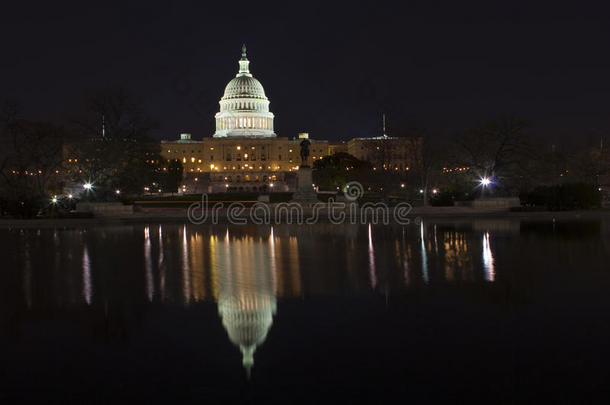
<box><xmin>480</xmin><ymin>177</ymin><xmax>491</xmax><ymax>187</ymax></box>
<box><xmin>115</xmin><ymin>189</ymin><xmax>121</xmax><ymax>195</ymax></box>
<box><xmin>83</xmin><ymin>183</ymin><xmax>93</xmax><ymax>190</ymax></box>
<box><xmin>68</xmin><ymin>194</ymin><xmax>73</xmax><ymax>199</ymax></box>
<box><xmin>269</xmin><ymin>183</ymin><xmax>274</xmax><ymax>188</ymax></box>
<box><xmin>419</xmin><ymin>189</ymin><xmax>424</xmax><ymax>194</ymax></box>
<box><xmin>401</xmin><ymin>183</ymin><xmax>405</xmax><ymax>188</ymax></box>
<box><xmin>51</xmin><ymin>197</ymin><xmax>58</xmax><ymax>204</ymax></box>
<box><xmin>432</xmin><ymin>188</ymin><xmax>439</xmax><ymax>194</ymax></box>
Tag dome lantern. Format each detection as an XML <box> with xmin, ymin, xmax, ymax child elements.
<box><xmin>238</xmin><ymin>44</ymin><xmax>251</xmax><ymax>77</ymax></box>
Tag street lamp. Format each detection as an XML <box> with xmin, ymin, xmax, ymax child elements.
<box><xmin>480</xmin><ymin>177</ymin><xmax>491</xmax><ymax>187</ymax></box>
<box><xmin>83</xmin><ymin>183</ymin><xmax>93</xmax><ymax>191</ymax></box>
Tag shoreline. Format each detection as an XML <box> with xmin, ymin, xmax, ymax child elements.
<box><xmin>1</xmin><ymin>207</ymin><xmax>609</xmax><ymax>229</ymax></box>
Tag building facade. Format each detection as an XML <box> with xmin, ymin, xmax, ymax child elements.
<box><xmin>160</xmin><ymin>46</ymin><xmax>421</xmax><ymax>193</ymax></box>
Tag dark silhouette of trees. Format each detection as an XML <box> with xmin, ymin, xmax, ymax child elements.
<box><xmin>0</xmin><ymin>100</ymin><xmax>68</xmax><ymax>216</ymax></box>
<box><xmin>312</xmin><ymin>152</ymin><xmax>371</xmax><ymax>190</ymax></box>
<box><xmin>65</xmin><ymin>88</ymin><xmax>163</xmax><ymax>198</ymax></box>
<box><xmin>452</xmin><ymin>116</ymin><xmax>534</xmax><ymax>195</ymax></box>
<box><xmin>160</xmin><ymin>159</ymin><xmax>184</xmax><ymax>194</ymax></box>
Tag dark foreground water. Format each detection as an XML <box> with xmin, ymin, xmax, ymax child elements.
<box><xmin>1</xmin><ymin>219</ymin><xmax>610</xmax><ymax>403</ymax></box>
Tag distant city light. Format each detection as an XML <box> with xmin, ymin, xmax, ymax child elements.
<box><xmin>419</xmin><ymin>189</ymin><xmax>424</xmax><ymax>193</ymax></box>
<box><xmin>51</xmin><ymin>197</ymin><xmax>57</xmax><ymax>204</ymax></box>
<box><xmin>115</xmin><ymin>189</ymin><xmax>121</xmax><ymax>195</ymax></box>
<box><xmin>270</xmin><ymin>183</ymin><xmax>274</xmax><ymax>188</ymax></box>
<box><xmin>68</xmin><ymin>194</ymin><xmax>73</xmax><ymax>199</ymax></box>
<box><xmin>432</xmin><ymin>188</ymin><xmax>438</xmax><ymax>194</ymax></box>
<box><xmin>401</xmin><ymin>183</ymin><xmax>405</xmax><ymax>188</ymax></box>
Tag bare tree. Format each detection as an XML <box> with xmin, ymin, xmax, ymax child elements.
<box><xmin>453</xmin><ymin>116</ymin><xmax>533</xmax><ymax>194</ymax></box>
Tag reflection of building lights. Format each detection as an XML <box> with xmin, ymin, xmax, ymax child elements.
<box><xmin>483</xmin><ymin>232</ymin><xmax>495</xmax><ymax>282</ymax></box>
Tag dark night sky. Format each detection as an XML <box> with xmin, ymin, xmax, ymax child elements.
<box><xmin>1</xmin><ymin>1</ymin><xmax>608</xmax><ymax>146</ymax></box>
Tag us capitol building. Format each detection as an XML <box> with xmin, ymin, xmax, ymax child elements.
<box><xmin>161</xmin><ymin>45</ymin><xmax>421</xmax><ymax>193</ymax></box>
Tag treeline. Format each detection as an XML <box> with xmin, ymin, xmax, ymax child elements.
<box><xmin>0</xmin><ymin>89</ymin><xmax>183</xmax><ymax>218</ymax></box>
<box><xmin>314</xmin><ymin>116</ymin><xmax>609</xmax><ymax>208</ymax></box>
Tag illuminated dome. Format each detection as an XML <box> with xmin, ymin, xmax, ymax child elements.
<box><xmin>222</xmin><ymin>76</ymin><xmax>267</xmax><ymax>100</ymax></box>
<box><xmin>214</xmin><ymin>45</ymin><xmax>276</xmax><ymax>138</ymax></box>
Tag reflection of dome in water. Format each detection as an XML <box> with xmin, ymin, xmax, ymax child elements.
<box><xmin>214</xmin><ymin>233</ymin><xmax>279</xmax><ymax>377</ymax></box>
<box><xmin>218</xmin><ymin>294</ymin><xmax>276</xmax><ymax>376</ymax></box>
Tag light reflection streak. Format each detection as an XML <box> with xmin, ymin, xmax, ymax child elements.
<box><xmin>158</xmin><ymin>225</ymin><xmax>165</xmax><ymax>300</ymax></box>
<box><xmin>182</xmin><ymin>225</ymin><xmax>191</xmax><ymax>303</ymax></box>
<box><xmin>190</xmin><ymin>233</ymin><xmax>206</xmax><ymax>302</ymax></box>
<box><xmin>401</xmin><ymin>228</ymin><xmax>410</xmax><ymax>286</ymax></box>
<box><xmin>368</xmin><ymin>224</ymin><xmax>377</xmax><ymax>289</ymax></box>
<box><xmin>420</xmin><ymin>221</ymin><xmax>429</xmax><ymax>284</ymax></box>
<box><xmin>482</xmin><ymin>232</ymin><xmax>495</xmax><ymax>282</ymax></box>
<box><xmin>269</xmin><ymin>227</ymin><xmax>277</xmax><ymax>293</ymax></box>
<box><xmin>144</xmin><ymin>226</ymin><xmax>154</xmax><ymax>302</ymax></box>
<box><xmin>82</xmin><ymin>246</ymin><xmax>92</xmax><ymax>305</ymax></box>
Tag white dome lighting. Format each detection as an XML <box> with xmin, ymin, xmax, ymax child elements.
<box><xmin>213</xmin><ymin>45</ymin><xmax>276</xmax><ymax>138</ymax></box>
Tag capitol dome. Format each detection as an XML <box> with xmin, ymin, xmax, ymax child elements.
<box><xmin>222</xmin><ymin>75</ymin><xmax>267</xmax><ymax>100</ymax></box>
<box><xmin>213</xmin><ymin>45</ymin><xmax>276</xmax><ymax>138</ymax></box>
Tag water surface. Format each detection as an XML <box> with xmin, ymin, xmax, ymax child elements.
<box><xmin>1</xmin><ymin>219</ymin><xmax>609</xmax><ymax>402</ymax></box>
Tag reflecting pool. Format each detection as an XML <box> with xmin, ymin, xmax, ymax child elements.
<box><xmin>1</xmin><ymin>219</ymin><xmax>609</xmax><ymax>402</ymax></box>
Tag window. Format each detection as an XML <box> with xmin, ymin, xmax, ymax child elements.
<box><xmin>226</xmin><ymin>154</ymin><xmax>232</xmax><ymax>161</ymax></box>
<box><xmin>278</xmin><ymin>154</ymin><xmax>282</xmax><ymax>160</ymax></box>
